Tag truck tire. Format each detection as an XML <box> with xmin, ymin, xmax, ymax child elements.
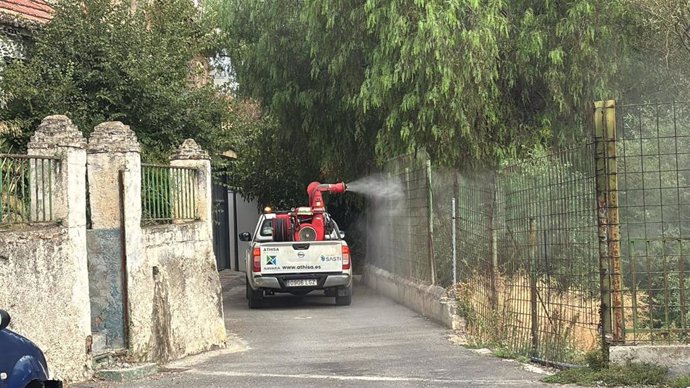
<box><xmin>335</xmin><ymin>285</ymin><xmax>352</xmax><ymax>306</ymax></box>
<box><xmin>273</xmin><ymin>217</ymin><xmax>292</xmax><ymax>242</ymax></box>
<box><xmin>246</xmin><ymin>278</ymin><xmax>263</xmax><ymax>309</ymax></box>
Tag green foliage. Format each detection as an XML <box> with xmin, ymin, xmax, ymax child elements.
<box><xmin>212</xmin><ymin>0</ymin><xmax>635</xmax><ymax>177</ymax></box>
<box><xmin>210</xmin><ymin>0</ymin><xmax>690</xmax><ymax>208</ymax></box>
<box><xmin>224</xmin><ymin>112</ymin><xmax>320</xmax><ymax>208</ymax></box>
<box><xmin>542</xmin><ymin>362</ymin><xmax>669</xmax><ymax>386</ymax></box>
<box><xmin>213</xmin><ymin>0</ymin><xmax>377</xmax><ymax>187</ymax></box>
<box><xmin>0</xmin><ymin>0</ymin><xmax>232</xmax><ymax>159</ymax></box>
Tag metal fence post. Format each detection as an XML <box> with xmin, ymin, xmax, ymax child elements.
<box><xmin>594</xmin><ymin>100</ymin><xmax>625</xmax><ymax>358</ymax></box>
<box><xmin>452</xmin><ymin>197</ymin><xmax>457</xmax><ymax>290</ymax></box>
<box><xmin>604</xmin><ymin>102</ymin><xmax>624</xmax><ymax>345</ymax></box>
<box><xmin>406</xmin><ymin>167</ymin><xmax>413</xmax><ymax>279</ymax></box>
<box><xmin>594</xmin><ymin>100</ymin><xmax>612</xmax><ymax>358</ymax></box>
<box><xmin>528</xmin><ymin>217</ymin><xmax>538</xmax><ymax>356</ymax></box>
<box><xmin>426</xmin><ymin>159</ymin><xmax>437</xmax><ymax>285</ymax></box>
<box><xmin>488</xmin><ymin>172</ymin><xmax>499</xmax><ymax>310</ymax></box>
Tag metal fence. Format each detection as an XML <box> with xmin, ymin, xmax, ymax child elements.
<box><xmin>367</xmin><ymin>153</ymin><xmax>433</xmax><ymax>283</ymax></box>
<box><xmin>141</xmin><ymin>164</ymin><xmax>198</xmax><ymax>226</ymax></box>
<box><xmin>0</xmin><ymin>154</ymin><xmax>60</xmax><ymax>227</ymax></box>
<box><xmin>617</xmin><ymin>101</ymin><xmax>690</xmax><ymax>344</ymax></box>
<box><xmin>424</xmin><ymin>145</ymin><xmax>601</xmax><ymax>364</ymax></box>
<box><xmin>369</xmin><ymin>100</ymin><xmax>690</xmax><ymax>365</ymax></box>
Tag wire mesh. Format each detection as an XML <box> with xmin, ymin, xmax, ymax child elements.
<box><xmin>369</xmin><ymin>154</ymin><xmax>431</xmax><ymax>283</ymax></box>
<box><xmin>141</xmin><ymin>164</ymin><xmax>198</xmax><ymax>226</ymax></box>
<box><xmin>495</xmin><ymin>145</ymin><xmax>600</xmax><ymax>363</ymax></box>
<box><xmin>376</xmin><ymin>145</ymin><xmax>600</xmax><ymax>364</ymax></box>
<box><xmin>617</xmin><ymin>102</ymin><xmax>690</xmax><ymax>344</ymax></box>
<box><xmin>0</xmin><ymin>154</ymin><xmax>59</xmax><ymax>227</ymax></box>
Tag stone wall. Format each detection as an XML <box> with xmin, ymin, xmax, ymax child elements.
<box><xmin>87</xmin><ymin>126</ymin><xmax>226</xmax><ymax>363</ymax></box>
<box><xmin>0</xmin><ymin>226</ymin><xmax>92</xmax><ymax>381</ymax></box>
<box><xmin>137</xmin><ymin>223</ymin><xmax>225</xmax><ymax>362</ymax></box>
<box><xmin>0</xmin><ymin>116</ymin><xmax>92</xmax><ymax>382</ymax></box>
<box><xmin>0</xmin><ymin>116</ymin><xmax>226</xmax><ymax>382</ymax></box>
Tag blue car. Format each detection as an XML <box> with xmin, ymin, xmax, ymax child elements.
<box><xmin>0</xmin><ymin>310</ymin><xmax>62</xmax><ymax>388</ymax></box>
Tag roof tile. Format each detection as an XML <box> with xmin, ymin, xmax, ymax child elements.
<box><xmin>0</xmin><ymin>0</ymin><xmax>53</xmax><ymax>23</ymax></box>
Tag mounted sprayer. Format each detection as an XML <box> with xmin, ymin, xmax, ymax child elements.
<box><xmin>272</xmin><ymin>181</ymin><xmax>347</xmax><ymax>242</ymax></box>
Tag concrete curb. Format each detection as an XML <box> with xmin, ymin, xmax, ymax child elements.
<box><xmin>94</xmin><ymin>363</ymin><xmax>158</xmax><ymax>382</ymax></box>
<box><xmin>610</xmin><ymin>345</ymin><xmax>690</xmax><ymax>376</ymax></box>
<box><xmin>362</xmin><ymin>264</ymin><xmax>465</xmax><ymax>331</ymax></box>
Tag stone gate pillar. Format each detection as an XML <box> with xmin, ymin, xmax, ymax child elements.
<box><xmin>26</xmin><ymin>115</ymin><xmax>92</xmax><ymax>381</ymax></box>
<box><xmin>27</xmin><ymin>115</ymin><xmax>87</xmax><ymax>227</ymax></box>
<box><xmin>170</xmin><ymin>139</ymin><xmax>213</xmax><ymax>238</ymax></box>
<box><xmin>86</xmin><ymin>121</ymin><xmax>141</xmax><ymax>353</ymax></box>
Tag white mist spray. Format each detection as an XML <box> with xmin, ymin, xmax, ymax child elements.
<box><xmin>346</xmin><ymin>174</ymin><xmax>405</xmax><ymax>202</ymax></box>
<box><xmin>347</xmin><ymin>173</ymin><xmax>406</xmax><ymax>273</ymax></box>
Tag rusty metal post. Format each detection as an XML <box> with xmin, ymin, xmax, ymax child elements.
<box><xmin>604</xmin><ymin>102</ymin><xmax>625</xmax><ymax>345</ymax></box>
<box><xmin>594</xmin><ymin>100</ymin><xmax>624</xmax><ymax>359</ymax></box>
<box><xmin>528</xmin><ymin>217</ymin><xmax>538</xmax><ymax>356</ymax></box>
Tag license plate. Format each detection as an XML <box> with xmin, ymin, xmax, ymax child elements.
<box><xmin>285</xmin><ymin>279</ymin><xmax>317</xmax><ymax>287</ymax></box>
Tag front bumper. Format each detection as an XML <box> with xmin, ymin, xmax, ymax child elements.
<box><xmin>253</xmin><ymin>273</ymin><xmax>351</xmax><ymax>290</ymax></box>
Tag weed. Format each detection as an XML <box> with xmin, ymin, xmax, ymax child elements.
<box><xmin>583</xmin><ymin>350</ymin><xmax>607</xmax><ymax>371</ymax></box>
<box><xmin>498</xmin><ymin>350</ymin><xmax>531</xmax><ymax>364</ymax></box>
<box><xmin>668</xmin><ymin>375</ymin><xmax>690</xmax><ymax>388</ymax></box>
<box><xmin>542</xmin><ymin>362</ymin><xmax>667</xmax><ymax>386</ymax></box>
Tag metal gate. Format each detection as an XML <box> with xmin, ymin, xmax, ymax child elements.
<box><xmin>212</xmin><ymin>181</ymin><xmax>231</xmax><ymax>270</ymax></box>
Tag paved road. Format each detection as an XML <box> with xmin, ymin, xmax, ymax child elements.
<box><xmin>77</xmin><ymin>271</ymin><xmax>553</xmax><ymax>387</ymax></box>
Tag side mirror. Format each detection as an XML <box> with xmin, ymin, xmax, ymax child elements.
<box><xmin>339</xmin><ymin>231</ymin><xmax>346</xmax><ymax>239</ymax></box>
<box><xmin>239</xmin><ymin>232</ymin><xmax>252</xmax><ymax>242</ymax></box>
<box><xmin>0</xmin><ymin>309</ymin><xmax>10</xmax><ymax>331</ymax></box>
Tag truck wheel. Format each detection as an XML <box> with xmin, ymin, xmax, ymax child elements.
<box><xmin>335</xmin><ymin>285</ymin><xmax>352</xmax><ymax>306</ymax></box>
<box><xmin>246</xmin><ymin>278</ymin><xmax>263</xmax><ymax>309</ymax></box>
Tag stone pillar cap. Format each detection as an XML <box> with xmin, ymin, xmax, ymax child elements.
<box><xmin>171</xmin><ymin>139</ymin><xmax>210</xmax><ymax>160</ymax></box>
<box><xmin>28</xmin><ymin>115</ymin><xmax>86</xmax><ymax>149</ymax></box>
<box><xmin>88</xmin><ymin>121</ymin><xmax>140</xmax><ymax>153</ymax></box>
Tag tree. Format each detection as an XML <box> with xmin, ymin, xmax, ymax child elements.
<box><xmin>212</xmin><ymin>0</ymin><xmax>654</xmax><ymax>178</ymax></box>
<box><xmin>0</xmin><ymin>0</ymin><xmax>233</xmax><ymax>160</ymax></box>
<box><xmin>213</xmin><ymin>1</ymin><xmax>379</xmax><ymax>183</ymax></box>
<box><xmin>612</xmin><ymin>0</ymin><xmax>690</xmax><ymax>102</ymax></box>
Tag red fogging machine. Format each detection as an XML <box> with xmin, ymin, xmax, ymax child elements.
<box><xmin>271</xmin><ymin>182</ymin><xmax>346</xmax><ymax>242</ymax></box>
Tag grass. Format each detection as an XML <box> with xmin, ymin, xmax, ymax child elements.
<box><xmin>490</xmin><ymin>346</ymin><xmax>531</xmax><ymax>363</ymax></box>
<box><xmin>668</xmin><ymin>376</ymin><xmax>690</xmax><ymax>388</ymax></box>
<box><xmin>543</xmin><ymin>362</ymin><xmax>668</xmax><ymax>386</ymax></box>
<box><xmin>542</xmin><ymin>353</ymin><xmax>690</xmax><ymax>387</ymax></box>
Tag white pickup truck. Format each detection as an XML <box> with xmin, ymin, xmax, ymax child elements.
<box><xmin>239</xmin><ymin>212</ymin><xmax>352</xmax><ymax>308</ymax></box>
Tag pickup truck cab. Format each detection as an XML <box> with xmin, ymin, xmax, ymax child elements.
<box><xmin>239</xmin><ymin>212</ymin><xmax>352</xmax><ymax>308</ymax></box>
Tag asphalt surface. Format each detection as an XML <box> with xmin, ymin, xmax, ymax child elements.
<box><xmin>75</xmin><ymin>271</ymin><xmax>554</xmax><ymax>387</ymax></box>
